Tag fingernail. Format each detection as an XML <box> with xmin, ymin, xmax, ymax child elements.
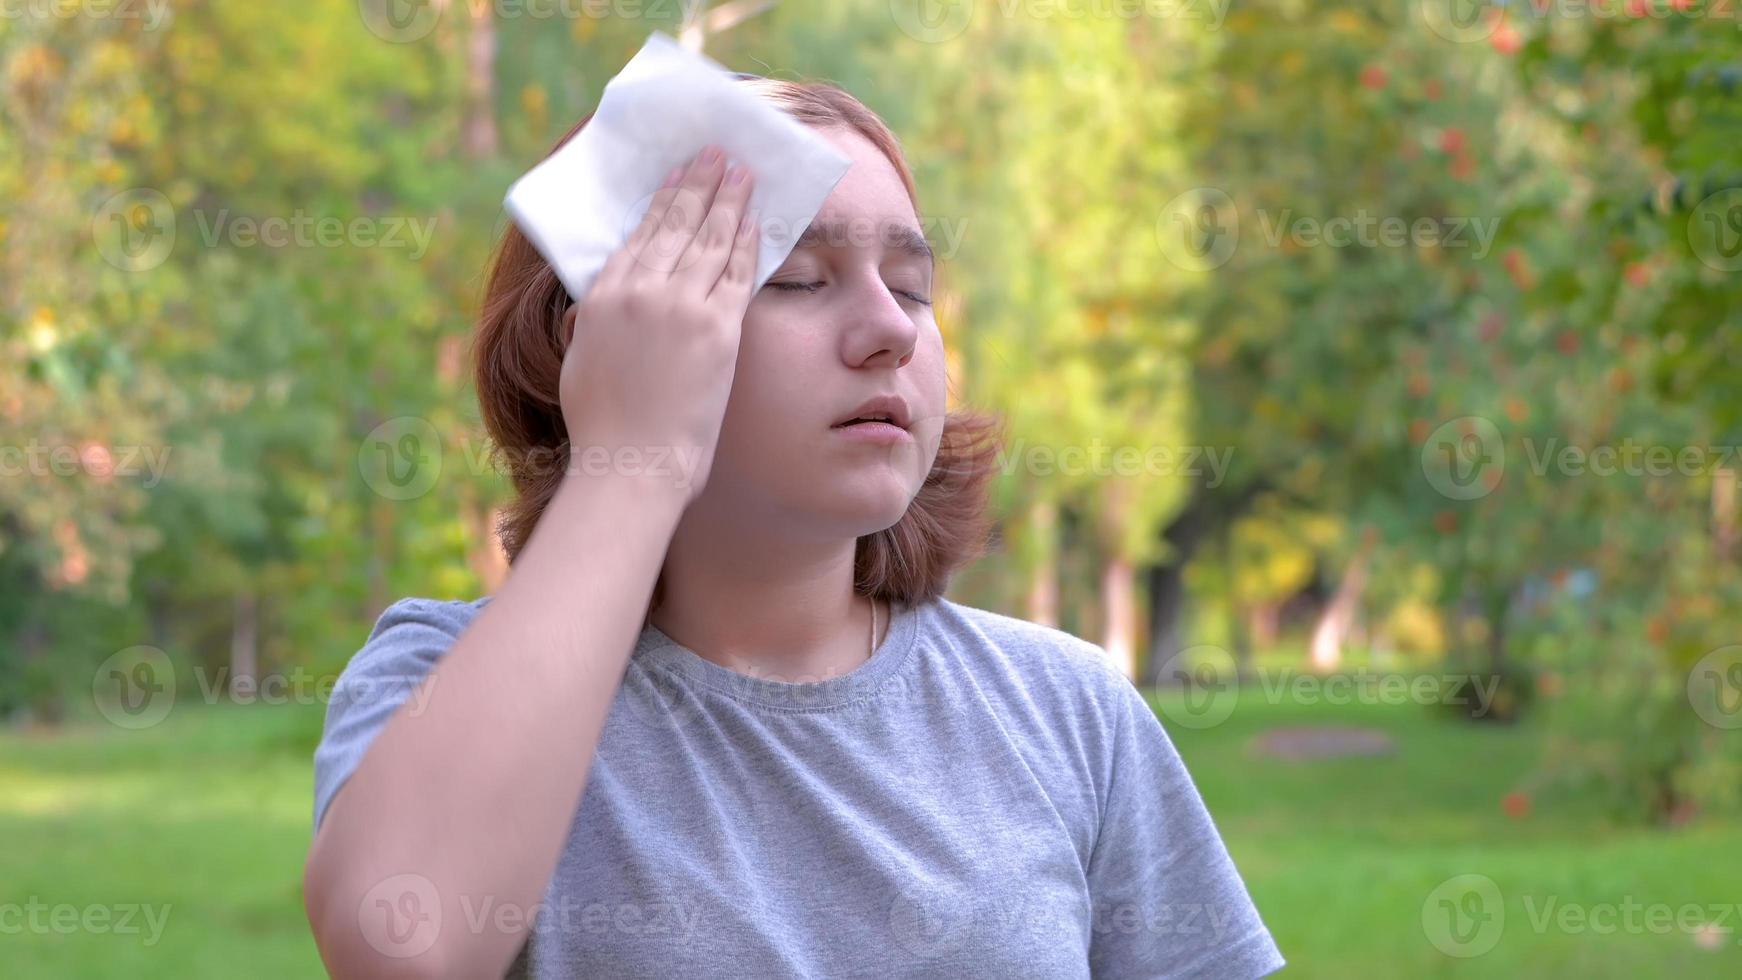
<box><xmin>738</xmin><ymin>211</ymin><xmax>755</xmax><ymax>240</ymax></box>
<box><xmin>727</xmin><ymin>165</ymin><xmax>749</xmax><ymax>186</ymax></box>
<box><xmin>701</xmin><ymin>145</ymin><xmax>721</xmax><ymax>165</ymax></box>
<box><xmin>661</xmin><ymin>165</ymin><xmax>683</xmax><ymax>188</ymax></box>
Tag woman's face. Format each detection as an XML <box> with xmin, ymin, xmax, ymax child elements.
<box><xmin>703</xmin><ymin>124</ymin><xmax>947</xmax><ymax>541</ymax></box>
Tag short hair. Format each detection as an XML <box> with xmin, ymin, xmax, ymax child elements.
<box><xmin>471</xmin><ymin>76</ymin><xmax>1005</xmax><ymax>619</ymax></box>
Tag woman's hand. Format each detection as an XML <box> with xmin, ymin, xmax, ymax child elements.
<box><xmin>558</xmin><ymin>145</ymin><xmax>759</xmax><ymax>506</ymax></box>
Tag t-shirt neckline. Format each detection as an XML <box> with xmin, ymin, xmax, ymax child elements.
<box><xmin>632</xmin><ymin>598</ymin><xmax>922</xmax><ymax>711</ymax></box>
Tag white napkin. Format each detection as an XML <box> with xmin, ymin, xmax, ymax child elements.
<box><xmin>503</xmin><ymin>31</ymin><xmax>854</xmax><ymax>303</ymax></box>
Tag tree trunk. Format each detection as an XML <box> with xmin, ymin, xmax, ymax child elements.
<box><xmin>18</xmin><ymin>614</ymin><xmax>61</xmax><ymax>726</ymax></box>
<box><xmin>230</xmin><ymin>588</ymin><xmax>258</xmax><ymax>700</ymax></box>
<box><xmin>1715</xmin><ymin>466</ymin><xmax>1737</xmax><ymax>562</ymax></box>
<box><xmin>1247</xmin><ymin>601</ymin><xmax>1279</xmax><ymax>649</ymax></box>
<box><xmin>1142</xmin><ymin>480</ymin><xmax>1269</xmax><ymax>686</ymax></box>
<box><xmin>1145</xmin><ymin>561</ymin><xmax>1188</xmax><ymax>685</ymax></box>
<box><xmin>1308</xmin><ymin>532</ymin><xmax>1375</xmax><ymax>672</ymax></box>
<box><xmin>1024</xmin><ymin>497</ymin><xmax>1059</xmax><ymax>627</ymax></box>
<box><xmin>679</xmin><ymin>0</ymin><xmax>778</xmax><ymax>52</ymax></box>
<box><xmin>1101</xmin><ymin>554</ymin><xmax>1137</xmax><ymax>680</ymax></box>
<box><xmin>461</xmin><ymin>2</ymin><xmax>497</xmax><ymax>160</ymax></box>
<box><xmin>1219</xmin><ymin>518</ymin><xmax>1255</xmax><ymax>680</ymax></box>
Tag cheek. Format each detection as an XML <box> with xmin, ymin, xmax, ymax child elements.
<box><xmin>914</xmin><ymin>328</ymin><xmax>950</xmax><ymax>402</ymax></box>
<box><xmin>724</xmin><ymin>311</ymin><xmax>823</xmax><ymax>433</ymax></box>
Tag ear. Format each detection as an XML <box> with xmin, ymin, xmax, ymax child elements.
<box><xmin>561</xmin><ymin>305</ymin><xmax>579</xmax><ymax>349</ymax></box>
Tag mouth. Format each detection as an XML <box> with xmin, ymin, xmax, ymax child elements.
<box><xmin>831</xmin><ymin>394</ymin><xmax>913</xmax><ymax>432</ymax></box>
<box><xmin>829</xmin><ymin>419</ymin><xmax>912</xmax><ymax>444</ymax></box>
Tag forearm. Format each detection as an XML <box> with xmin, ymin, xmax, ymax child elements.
<box><xmin>304</xmin><ymin>470</ymin><xmax>686</xmax><ymax>979</ymax></box>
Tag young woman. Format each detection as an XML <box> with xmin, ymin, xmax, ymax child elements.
<box><xmin>302</xmin><ymin>76</ymin><xmax>1284</xmax><ymax>979</ymax></box>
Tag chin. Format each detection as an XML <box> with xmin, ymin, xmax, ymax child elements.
<box><xmin>794</xmin><ymin>479</ymin><xmax>917</xmax><ymax>538</ymax></box>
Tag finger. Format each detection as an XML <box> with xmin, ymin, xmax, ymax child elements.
<box><xmin>642</xmin><ymin>148</ymin><xmax>728</xmax><ymax>279</ymax></box>
<box><xmin>707</xmin><ymin>205</ymin><xmax>761</xmax><ymax>310</ymax></box>
<box><xmin>599</xmin><ymin>163</ymin><xmax>688</xmax><ymax>289</ymax></box>
<box><xmin>674</xmin><ymin>164</ymin><xmax>754</xmax><ymax>297</ymax></box>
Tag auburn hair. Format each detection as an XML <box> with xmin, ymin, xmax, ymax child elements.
<box><xmin>471</xmin><ymin>76</ymin><xmax>1005</xmax><ymax>619</ymax></box>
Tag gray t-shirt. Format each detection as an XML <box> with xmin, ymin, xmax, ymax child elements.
<box><xmin>312</xmin><ymin>594</ymin><xmax>1284</xmax><ymax>979</ymax></box>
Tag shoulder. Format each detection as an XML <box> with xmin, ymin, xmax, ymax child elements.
<box><xmin>364</xmin><ymin>594</ymin><xmax>492</xmax><ymax>641</ymax></box>
<box><xmin>339</xmin><ymin>595</ymin><xmax>493</xmax><ymax>680</ymax></box>
<box><xmin>920</xmin><ymin>596</ymin><xmax>1140</xmax><ymax>720</ymax></box>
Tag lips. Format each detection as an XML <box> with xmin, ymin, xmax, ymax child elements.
<box><xmin>831</xmin><ymin>394</ymin><xmax>912</xmax><ymax>430</ymax></box>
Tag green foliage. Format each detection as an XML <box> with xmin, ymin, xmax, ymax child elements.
<box><xmin>2</xmin><ymin>0</ymin><xmax>1738</xmax><ymax>823</ymax></box>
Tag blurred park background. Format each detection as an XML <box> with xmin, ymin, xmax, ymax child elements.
<box><xmin>5</xmin><ymin>0</ymin><xmax>1742</xmax><ymax>976</ymax></box>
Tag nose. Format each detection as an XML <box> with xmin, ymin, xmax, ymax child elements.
<box><xmin>840</xmin><ymin>271</ymin><xmax>921</xmax><ymax>370</ymax></box>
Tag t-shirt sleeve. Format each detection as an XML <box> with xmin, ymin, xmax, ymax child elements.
<box><xmin>1085</xmin><ymin>672</ymin><xmax>1285</xmax><ymax>979</ymax></box>
<box><xmin>310</xmin><ymin>597</ymin><xmax>467</xmax><ymax>832</ymax></box>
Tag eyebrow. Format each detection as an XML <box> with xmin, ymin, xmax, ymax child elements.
<box><xmin>793</xmin><ymin>219</ymin><xmax>935</xmax><ymax>264</ymax></box>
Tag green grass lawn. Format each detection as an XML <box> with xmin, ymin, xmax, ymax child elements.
<box><xmin>2</xmin><ymin>690</ymin><xmax>1737</xmax><ymax>977</ymax></box>
<box><xmin>1158</xmin><ymin>688</ymin><xmax>1742</xmax><ymax>978</ymax></box>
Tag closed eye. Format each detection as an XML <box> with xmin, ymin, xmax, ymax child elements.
<box><xmin>764</xmin><ymin>281</ymin><xmax>933</xmax><ymax>306</ymax></box>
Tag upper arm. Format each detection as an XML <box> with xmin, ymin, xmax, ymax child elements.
<box><xmin>1083</xmin><ymin>674</ymin><xmax>1285</xmax><ymax>979</ymax></box>
<box><xmin>311</xmin><ymin>598</ymin><xmax>466</xmax><ymax>833</ymax></box>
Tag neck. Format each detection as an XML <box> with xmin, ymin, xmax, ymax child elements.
<box><xmin>647</xmin><ymin>496</ymin><xmax>882</xmax><ymax>682</ymax></box>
